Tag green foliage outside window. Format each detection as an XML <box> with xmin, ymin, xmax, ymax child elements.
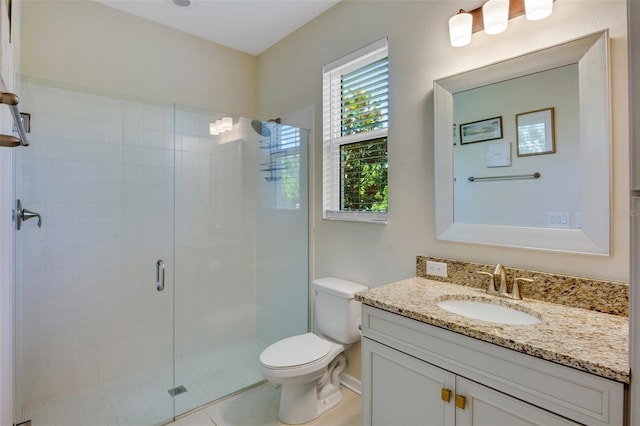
<box><xmin>340</xmin><ymin>87</ymin><xmax>388</xmax><ymax>212</ymax></box>
<box><xmin>280</xmin><ymin>154</ymin><xmax>300</xmax><ymax>209</ymax></box>
<box><xmin>341</xmin><ymin>138</ymin><xmax>388</xmax><ymax>212</ymax></box>
<box><xmin>342</xmin><ymin>90</ymin><xmax>383</xmax><ymax>135</ymax></box>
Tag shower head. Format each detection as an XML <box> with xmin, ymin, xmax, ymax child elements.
<box><xmin>251</xmin><ymin>120</ymin><xmax>271</xmax><ymax>137</ymax></box>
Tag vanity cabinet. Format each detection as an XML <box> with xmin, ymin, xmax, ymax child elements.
<box><xmin>363</xmin><ymin>338</ymin><xmax>578</xmax><ymax>425</ymax></box>
<box><xmin>361</xmin><ymin>306</ymin><xmax>625</xmax><ymax>426</ymax></box>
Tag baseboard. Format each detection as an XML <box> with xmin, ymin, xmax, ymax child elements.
<box><xmin>340</xmin><ymin>373</ymin><xmax>362</xmax><ymax>395</ymax></box>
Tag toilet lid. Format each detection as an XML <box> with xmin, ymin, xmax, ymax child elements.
<box><xmin>260</xmin><ymin>333</ymin><xmax>332</xmax><ymax>368</ymax></box>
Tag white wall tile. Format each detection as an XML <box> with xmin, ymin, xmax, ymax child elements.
<box><xmin>97</xmin><ymin>163</ymin><xmax>123</xmax><ymax>184</ymax></box>
<box><xmin>73</xmin><ymin>120</ymin><xmax>100</xmax><ymax>146</ymax></box>
<box><xmin>73</xmin><ymin>161</ymin><xmax>101</xmax><ymax>183</ymax></box>
<box><xmin>45</xmin><ymin>244</ymin><xmax>75</xmax><ymax>269</ymax></box>
<box><xmin>44</xmin><ymin>330</ymin><xmax>73</xmax><ymax>357</ymax></box>
<box><xmin>99</xmin><ymin>123</ymin><xmax>122</xmax><ymax>145</ymax></box>
<box><xmin>143</xmin><ymin>166</ymin><xmax>163</xmax><ymax>184</ymax></box>
<box><xmin>144</xmin><ymin>129</ymin><xmax>164</xmax><ymax>148</ymax></box>
<box><xmin>143</xmin><ymin>147</ymin><xmax>164</xmax><ymax>167</ymax></box>
<box><xmin>47</xmin><ymin>116</ymin><xmax>74</xmax><ymax>141</ymax></box>
<box><xmin>122</xmin><ymin>164</ymin><xmax>143</xmax><ymax>183</ymax></box>
<box><xmin>122</xmin><ymin>102</ymin><xmax>144</xmax><ymax>128</ymax></box>
<box><xmin>72</xmin><ymin>265</ymin><xmax>102</xmax><ymax>287</ymax></box>
<box><xmin>46</xmin><ymin>159</ymin><xmax>75</xmax><ymax>181</ymax></box>
<box><xmin>98</xmin><ymin>183</ymin><xmax>122</xmax><ymax>205</ymax></box>
<box><xmin>99</xmin><ymin>101</ymin><xmax>123</xmax><ymax>126</ymax></box>
<box><xmin>143</xmin><ymin>105</ymin><xmax>165</xmax><ymax>131</ymax></box>
<box><xmin>74</xmin><ymin>97</ymin><xmax>102</xmax><ymax>122</ymax></box>
<box><xmin>72</xmin><ymin>204</ymin><xmax>100</xmax><ymax>225</ymax></box>
<box><xmin>46</xmin><ymin>138</ymin><xmax>74</xmax><ymax>161</ymax></box>
<box><xmin>122</xmin><ymin>126</ymin><xmax>143</xmax><ymax>146</ymax></box>
<box><xmin>46</xmin><ymin>181</ymin><xmax>75</xmax><ymax>204</ymax></box>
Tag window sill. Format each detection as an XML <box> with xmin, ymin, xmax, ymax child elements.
<box><xmin>324</xmin><ymin>210</ymin><xmax>388</xmax><ymax>224</ymax></box>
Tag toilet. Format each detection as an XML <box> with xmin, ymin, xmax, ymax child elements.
<box><xmin>259</xmin><ymin>277</ymin><xmax>368</xmax><ymax>424</ymax></box>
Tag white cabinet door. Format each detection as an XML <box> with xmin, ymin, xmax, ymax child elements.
<box><xmin>455</xmin><ymin>377</ymin><xmax>580</xmax><ymax>426</ymax></box>
<box><xmin>362</xmin><ymin>338</ymin><xmax>456</xmax><ymax>426</ymax></box>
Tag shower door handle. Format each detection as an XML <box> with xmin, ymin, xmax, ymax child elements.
<box><xmin>16</xmin><ymin>199</ymin><xmax>42</xmax><ymax>230</ymax></box>
<box><xmin>156</xmin><ymin>260</ymin><xmax>165</xmax><ymax>292</ymax></box>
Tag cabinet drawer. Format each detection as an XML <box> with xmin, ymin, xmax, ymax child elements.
<box><xmin>362</xmin><ymin>306</ymin><xmax>624</xmax><ymax>426</ymax></box>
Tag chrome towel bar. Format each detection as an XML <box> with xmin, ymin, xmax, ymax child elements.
<box><xmin>467</xmin><ymin>172</ymin><xmax>541</xmax><ymax>182</ymax></box>
<box><xmin>1</xmin><ymin>92</ymin><xmax>29</xmax><ymax>147</ymax></box>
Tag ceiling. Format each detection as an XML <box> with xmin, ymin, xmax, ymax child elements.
<box><xmin>97</xmin><ymin>0</ymin><xmax>341</xmax><ymax>56</ymax></box>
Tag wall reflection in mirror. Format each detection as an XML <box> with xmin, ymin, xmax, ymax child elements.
<box><xmin>434</xmin><ymin>31</ymin><xmax>610</xmax><ymax>254</ymax></box>
<box><xmin>453</xmin><ymin>64</ymin><xmax>580</xmax><ymax>229</ymax></box>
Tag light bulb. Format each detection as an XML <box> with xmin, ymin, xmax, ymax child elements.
<box><xmin>209</xmin><ymin>122</ymin><xmax>220</xmax><ymax>135</ymax></box>
<box><xmin>483</xmin><ymin>0</ymin><xmax>509</xmax><ymax>35</ymax></box>
<box><xmin>221</xmin><ymin>116</ymin><xmax>233</xmax><ymax>131</ymax></box>
<box><xmin>449</xmin><ymin>11</ymin><xmax>472</xmax><ymax>47</ymax></box>
<box><xmin>524</xmin><ymin>0</ymin><xmax>553</xmax><ymax>21</ymax></box>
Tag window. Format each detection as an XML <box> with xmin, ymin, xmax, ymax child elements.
<box><xmin>274</xmin><ymin>126</ymin><xmax>302</xmax><ymax>210</ymax></box>
<box><xmin>261</xmin><ymin>123</ymin><xmax>303</xmax><ymax>210</ymax></box>
<box><xmin>323</xmin><ymin>38</ymin><xmax>389</xmax><ymax>222</ymax></box>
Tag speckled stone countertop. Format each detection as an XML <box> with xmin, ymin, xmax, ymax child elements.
<box><xmin>356</xmin><ymin>277</ymin><xmax>629</xmax><ymax>383</ymax></box>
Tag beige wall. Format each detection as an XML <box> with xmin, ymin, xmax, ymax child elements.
<box><xmin>20</xmin><ymin>0</ymin><xmax>257</xmax><ymax>116</ymax></box>
<box><xmin>257</xmin><ymin>1</ymin><xmax>629</xmax><ymax>380</ymax></box>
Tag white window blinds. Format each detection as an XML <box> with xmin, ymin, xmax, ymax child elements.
<box><xmin>322</xmin><ymin>38</ymin><xmax>389</xmax><ymax>223</ymax></box>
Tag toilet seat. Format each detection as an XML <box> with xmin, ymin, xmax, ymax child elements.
<box><xmin>260</xmin><ymin>333</ymin><xmax>332</xmax><ymax>369</ymax></box>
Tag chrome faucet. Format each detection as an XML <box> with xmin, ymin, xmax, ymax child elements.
<box><xmin>476</xmin><ymin>264</ymin><xmax>529</xmax><ymax>300</ymax></box>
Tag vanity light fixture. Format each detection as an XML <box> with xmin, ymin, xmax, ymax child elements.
<box><xmin>449</xmin><ymin>10</ymin><xmax>473</xmax><ymax>47</ymax></box>
<box><xmin>448</xmin><ymin>0</ymin><xmax>554</xmax><ymax>47</ymax></box>
<box><xmin>209</xmin><ymin>116</ymin><xmax>233</xmax><ymax>136</ymax></box>
<box><xmin>524</xmin><ymin>0</ymin><xmax>553</xmax><ymax>21</ymax></box>
<box><xmin>483</xmin><ymin>0</ymin><xmax>509</xmax><ymax>35</ymax></box>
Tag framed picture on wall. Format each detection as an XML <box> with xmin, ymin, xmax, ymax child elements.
<box><xmin>459</xmin><ymin>116</ymin><xmax>503</xmax><ymax>145</ymax></box>
<box><xmin>516</xmin><ymin>107</ymin><xmax>556</xmax><ymax>156</ymax></box>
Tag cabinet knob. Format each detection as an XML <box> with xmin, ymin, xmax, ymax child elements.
<box><xmin>441</xmin><ymin>388</ymin><xmax>452</xmax><ymax>403</ymax></box>
<box><xmin>455</xmin><ymin>394</ymin><xmax>467</xmax><ymax>410</ymax></box>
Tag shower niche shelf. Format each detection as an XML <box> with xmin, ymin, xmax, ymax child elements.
<box><xmin>257</xmin><ymin>118</ymin><xmax>302</xmax><ymax>184</ymax></box>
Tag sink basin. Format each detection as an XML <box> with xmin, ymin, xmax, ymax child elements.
<box><xmin>436</xmin><ymin>299</ymin><xmax>541</xmax><ymax>325</ymax></box>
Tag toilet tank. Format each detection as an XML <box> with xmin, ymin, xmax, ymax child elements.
<box><xmin>313</xmin><ymin>277</ymin><xmax>368</xmax><ymax>344</ymax></box>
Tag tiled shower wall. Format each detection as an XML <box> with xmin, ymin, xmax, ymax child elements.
<box><xmin>16</xmin><ymin>81</ymin><xmax>175</xmax><ymax>410</ymax></box>
<box><xmin>14</xmin><ymin>81</ymin><xmax>258</xmax><ymax>414</ymax></box>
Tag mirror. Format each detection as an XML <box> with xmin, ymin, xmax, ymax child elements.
<box><xmin>434</xmin><ymin>31</ymin><xmax>610</xmax><ymax>254</ymax></box>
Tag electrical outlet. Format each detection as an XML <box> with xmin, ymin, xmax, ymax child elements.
<box><xmin>426</xmin><ymin>261</ymin><xmax>447</xmax><ymax>278</ymax></box>
<box><xmin>546</xmin><ymin>212</ymin><xmax>570</xmax><ymax>229</ymax></box>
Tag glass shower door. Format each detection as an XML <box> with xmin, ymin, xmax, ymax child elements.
<box><xmin>172</xmin><ymin>107</ymin><xmax>309</xmax><ymax>417</ymax></box>
<box><xmin>13</xmin><ymin>82</ymin><xmax>310</xmax><ymax>425</ymax></box>
<box><xmin>14</xmin><ymin>80</ymin><xmax>176</xmax><ymax>426</ymax></box>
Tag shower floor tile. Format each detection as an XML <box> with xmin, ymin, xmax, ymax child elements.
<box><xmin>19</xmin><ymin>339</ymin><xmax>267</xmax><ymax>426</ymax></box>
<box><xmin>170</xmin><ymin>382</ymin><xmax>361</xmax><ymax>426</ymax></box>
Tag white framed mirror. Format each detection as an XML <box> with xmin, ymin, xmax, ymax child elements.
<box><xmin>434</xmin><ymin>31</ymin><xmax>610</xmax><ymax>255</ymax></box>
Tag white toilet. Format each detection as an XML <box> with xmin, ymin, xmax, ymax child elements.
<box><xmin>259</xmin><ymin>277</ymin><xmax>368</xmax><ymax>424</ymax></box>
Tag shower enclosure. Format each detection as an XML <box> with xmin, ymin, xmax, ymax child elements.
<box><xmin>13</xmin><ymin>78</ymin><xmax>309</xmax><ymax>425</ymax></box>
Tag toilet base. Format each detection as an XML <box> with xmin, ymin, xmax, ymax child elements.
<box><xmin>278</xmin><ymin>354</ymin><xmax>346</xmax><ymax>425</ymax></box>
<box><xmin>278</xmin><ymin>381</ymin><xmax>342</xmax><ymax>424</ymax></box>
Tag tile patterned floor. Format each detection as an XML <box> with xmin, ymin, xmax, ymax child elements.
<box><xmin>19</xmin><ymin>339</ymin><xmax>267</xmax><ymax>426</ymax></box>
<box><xmin>169</xmin><ymin>383</ymin><xmax>362</xmax><ymax>426</ymax></box>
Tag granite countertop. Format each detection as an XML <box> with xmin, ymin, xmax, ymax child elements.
<box><xmin>356</xmin><ymin>277</ymin><xmax>630</xmax><ymax>383</ymax></box>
